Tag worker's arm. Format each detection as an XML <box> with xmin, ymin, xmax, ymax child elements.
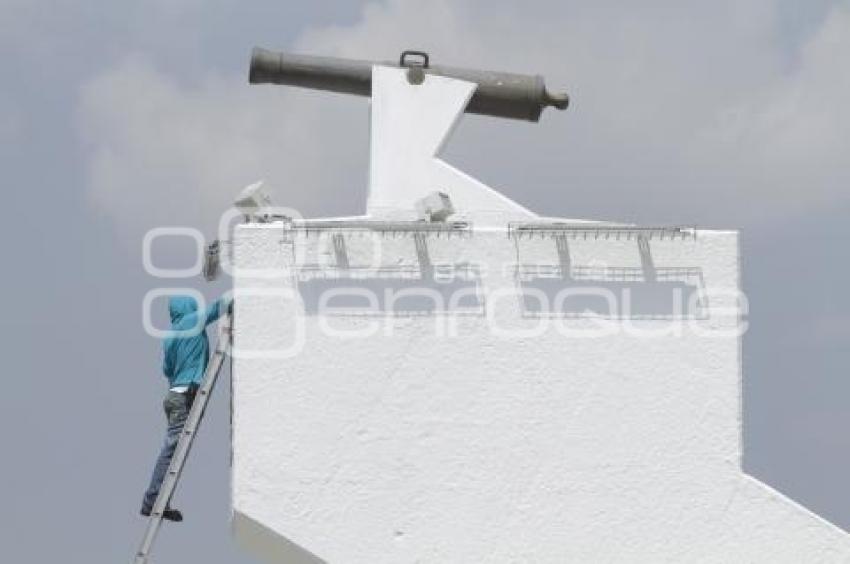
<box><xmin>170</xmin><ymin>297</ymin><xmax>231</xmax><ymax>335</ymax></box>
<box><xmin>203</xmin><ymin>296</ymin><xmax>232</xmax><ymax>326</ymax></box>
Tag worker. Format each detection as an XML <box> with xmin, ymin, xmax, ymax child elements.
<box><xmin>140</xmin><ymin>294</ymin><xmax>232</xmax><ymax>522</ymax></box>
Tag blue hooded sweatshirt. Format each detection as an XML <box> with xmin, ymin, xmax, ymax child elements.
<box><xmin>162</xmin><ymin>295</ymin><xmax>228</xmax><ymax>388</ymax></box>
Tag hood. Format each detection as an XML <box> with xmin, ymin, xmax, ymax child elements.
<box><xmin>169</xmin><ymin>295</ymin><xmax>198</xmax><ymax>324</ymax></box>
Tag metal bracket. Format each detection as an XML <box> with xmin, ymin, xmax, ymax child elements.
<box><xmin>286</xmin><ymin>219</ymin><xmax>472</xmax><ymax>239</ymax></box>
<box><xmin>507</xmin><ymin>222</ymin><xmax>696</xmax><ymax>241</ymax></box>
<box><xmin>400</xmin><ymin>50</ymin><xmax>429</xmax><ymax>85</ymax></box>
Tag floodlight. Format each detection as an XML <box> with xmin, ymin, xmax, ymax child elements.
<box><xmin>415</xmin><ymin>191</ymin><xmax>455</xmax><ymax>222</ymax></box>
<box><xmin>234</xmin><ymin>180</ymin><xmax>274</xmax><ymax>220</ymax></box>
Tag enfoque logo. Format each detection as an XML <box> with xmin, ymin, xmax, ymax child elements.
<box><xmin>141</xmin><ymin>221</ymin><xmax>748</xmax><ymax>359</ymax></box>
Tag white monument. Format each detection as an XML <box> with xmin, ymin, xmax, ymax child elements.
<box><xmin>229</xmin><ymin>49</ymin><xmax>850</xmax><ymax>563</ymax></box>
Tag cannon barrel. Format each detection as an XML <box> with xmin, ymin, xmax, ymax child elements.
<box><xmin>249</xmin><ymin>47</ymin><xmax>568</xmax><ymax>122</ymax></box>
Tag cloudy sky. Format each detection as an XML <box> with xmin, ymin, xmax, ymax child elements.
<box><xmin>1</xmin><ymin>1</ymin><xmax>848</xmax><ymax>561</ymax></box>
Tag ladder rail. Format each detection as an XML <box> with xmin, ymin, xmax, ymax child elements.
<box><xmin>134</xmin><ymin>313</ymin><xmax>232</xmax><ymax>564</ymax></box>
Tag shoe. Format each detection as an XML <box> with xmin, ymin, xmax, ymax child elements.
<box><xmin>140</xmin><ymin>507</ymin><xmax>184</xmax><ymax>522</ymax></box>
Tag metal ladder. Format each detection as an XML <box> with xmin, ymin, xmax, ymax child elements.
<box><xmin>134</xmin><ymin>313</ymin><xmax>232</xmax><ymax>564</ymax></box>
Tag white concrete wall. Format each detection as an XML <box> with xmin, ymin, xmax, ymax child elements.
<box><xmin>231</xmin><ymin>225</ymin><xmax>850</xmax><ymax>563</ymax></box>
<box><xmin>230</xmin><ymin>64</ymin><xmax>850</xmax><ymax>562</ymax></box>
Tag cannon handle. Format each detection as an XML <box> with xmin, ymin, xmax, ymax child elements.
<box><xmin>400</xmin><ymin>50</ymin><xmax>430</xmax><ymax>68</ymax></box>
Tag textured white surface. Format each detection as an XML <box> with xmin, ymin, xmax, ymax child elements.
<box><xmin>232</xmin><ymin>226</ymin><xmax>850</xmax><ymax>563</ymax></box>
<box><xmin>231</xmin><ymin>66</ymin><xmax>850</xmax><ymax>562</ymax></box>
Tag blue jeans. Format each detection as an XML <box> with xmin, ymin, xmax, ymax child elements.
<box><xmin>141</xmin><ymin>390</ymin><xmax>194</xmax><ymax>511</ymax></box>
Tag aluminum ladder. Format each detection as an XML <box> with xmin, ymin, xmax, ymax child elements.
<box><xmin>134</xmin><ymin>313</ymin><xmax>232</xmax><ymax>564</ymax></box>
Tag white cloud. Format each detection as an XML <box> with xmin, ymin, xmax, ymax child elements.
<box><xmin>77</xmin><ymin>55</ymin><xmax>370</xmax><ymax>242</ymax></box>
<box><xmin>688</xmin><ymin>4</ymin><xmax>850</xmax><ymax>214</ymax></box>
<box><xmin>77</xmin><ymin>0</ymin><xmax>850</xmax><ymax>241</ymax></box>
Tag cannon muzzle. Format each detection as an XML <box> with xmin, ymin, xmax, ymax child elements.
<box><xmin>249</xmin><ymin>47</ymin><xmax>568</xmax><ymax>122</ymax></box>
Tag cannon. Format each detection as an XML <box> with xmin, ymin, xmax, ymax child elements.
<box><xmin>249</xmin><ymin>47</ymin><xmax>569</xmax><ymax>122</ymax></box>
